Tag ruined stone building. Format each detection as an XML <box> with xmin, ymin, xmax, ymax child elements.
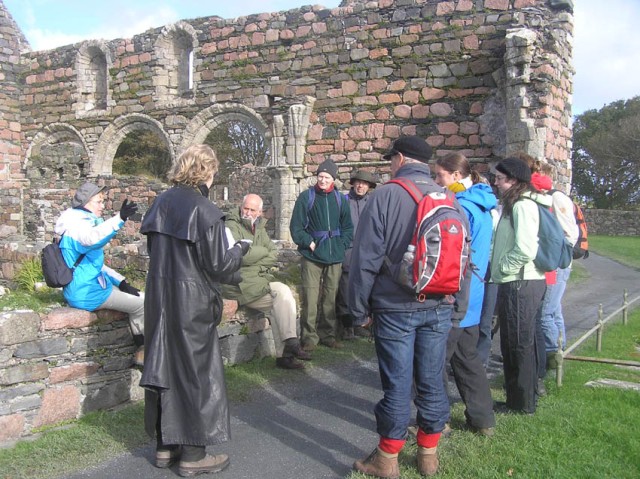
<box><xmin>1</xmin><ymin>0</ymin><xmax>574</xmax><ymax>271</ymax></box>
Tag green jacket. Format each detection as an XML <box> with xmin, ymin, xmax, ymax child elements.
<box><xmin>221</xmin><ymin>208</ymin><xmax>276</xmax><ymax>305</ymax></box>
<box><xmin>289</xmin><ymin>186</ymin><xmax>353</xmax><ymax>265</ymax></box>
<box><xmin>490</xmin><ymin>191</ymin><xmax>551</xmax><ymax>283</ymax></box>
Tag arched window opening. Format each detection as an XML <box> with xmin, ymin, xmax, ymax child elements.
<box><xmin>113</xmin><ymin>130</ymin><xmax>171</xmax><ymax>181</ymax></box>
<box><xmin>77</xmin><ymin>45</ymin><xmax>108</xmax><ymax>111</ymax></box>
<box><xmin>204</xmin><ymin>120</ymin><xmax>270</xmax><ymax>184</ymax></box>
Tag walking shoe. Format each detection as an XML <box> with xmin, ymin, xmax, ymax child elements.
<box><xmin>441</xmin><ymin>423</ymin><xmax>452</xmax><ymax>437</ymax></box>
<box><xmin>156</xmin><ymin>446</ymin><xmax>182</xmax><ymax>468</ymax></box>
<box><xmin>319</xmin><ymin>338</ymin><xmax>344</xmax><ymax>349</ymax></box>
<box><xmin>417</xmin><ymin>446</ymin><xmax>438</xmax><ymax>476</ymax></box>
<box><xmin>178</xmin><ymin>454</ymin><xmax>230</xmax><ymax>477</ymax></box>
<box><xmin>537</xmin><ymin>378</ymin><xmax>547</xmax><ymax>397</ymax></box>
<box><xmin>283</xmin><ymin>341</ymin><xmax>312</xmax><ymax>361</ymax></box>
<box><xmin>342</xmin><ymin>327</ymin><xmax>356</xmax><ymax>340</ymax></box>
<box><xmin>353</xmin><ymin>448</ymin><xmax>399</xmax><ymax>479</ymax></box>
<box><xmin>275</xmin><ymin>356</ymin><xmax>305</xmax><ymax>370</ymax></box>
<box><xmin>134</xmin><ymin>346</ymin><xmax>144</xmax><ymax>367</ymax></box>
<box><xmin>301</xmin><ymin>341</ymin><xmax>316</xmax><ymax>352</ymax></box>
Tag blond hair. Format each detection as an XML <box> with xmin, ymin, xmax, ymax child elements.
<box><xmin>167</xmin><ymin>144</ymin><xmax>219</xmax><ymax>186</ymax></box>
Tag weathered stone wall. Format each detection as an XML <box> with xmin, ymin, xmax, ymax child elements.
<box><xmin>584</xmin><ymin>209</ymin><xmax>640</xmax><ymax>237</ymax></box>
<box><xmin>0</xmin><ymin>0</ymin><xmax>574</xmax><ymax>246</ymax></box>
<box><xmin>0</xmin><ymin>302</ymin><xmax>286</xmax><ymax>445</ymax></box>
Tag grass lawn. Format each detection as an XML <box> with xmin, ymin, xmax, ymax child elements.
<box><xmin>589</xmin><ymin>235</ymin><xmax>640</xmax><ymax>270</ymax></box>
<box><xmin>1</xmin><ymin>235</ymin><xmax>639</xmax><ymax>478</ymax></box>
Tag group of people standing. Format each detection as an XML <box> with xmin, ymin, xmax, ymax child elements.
<box><xmin>54</xmin><ymin>137</ymin><xmax>577</xmax><ymax>477</ymax></box>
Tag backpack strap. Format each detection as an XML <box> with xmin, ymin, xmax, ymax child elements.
<box><xmin>304</xmin><ymin>187</ymin><xmax>343</xmax><ymax>243</ymax></box>
<box><xmin>387</xmin><ymin>178</ymin><xmax>423</xmax><ymax>204</ymax></box>
<box><xmin>59</xmin><ymin>232</ymin><xmax>86</xmax><ymax>270</ymax></box>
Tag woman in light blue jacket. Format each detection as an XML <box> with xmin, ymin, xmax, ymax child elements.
<box><xmin>435</xmin><ymin>152</ymin><xmax>497</xmax><ymax>435</ymax></box>
<box><xmin>54</xmin><ymin>182</ymin><xmax>144</xmax><ymax>365</ymax></box>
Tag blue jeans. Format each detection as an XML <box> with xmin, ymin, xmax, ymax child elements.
<box><xmin>373</xmin><ymin>306</ymin><xmax>452</xmax><ymax>440</ymax></box>
<box><xmin>540</xmin><ymin>266</ymin><xmax>570</xmax><ymax>352</ymax></box>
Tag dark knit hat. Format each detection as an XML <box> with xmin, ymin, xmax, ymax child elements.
<box><xmin>495</xmin><ymin>157</ymin><xmax>531</xmax><ymax>183</ymax></box>
<box><xmin>317</xmin><ymin>159</ymin><xmax>338</xmax><ymax>179</ymax></box>
<box><xmin>71</xmin><ymin>182</ymin><xmax>106</xmax><ymax>208</ymax></box>
<box><xmin>350</xmin><ymin>169</ymin><xmax>377</xmax><ymax>188</ymax></box>
<box><xmin>383</xmin><ymin>136</ymin><xmax>432</xmax><ymax>163</ymax></box>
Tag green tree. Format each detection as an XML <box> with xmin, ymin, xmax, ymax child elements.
<box><xmin>205</xmin><ymin>120</ymin><xmax>269</xmax><ymax>183</ymax></box>
<box><xmin>113</xmin><ymin>130</ymin><xmax>171</xmax><ymax>180</ymax></box>
<box><xmin>572</xmin><ymin>97</ymin><xmax>640</xmax><ymax>209</ymax></box>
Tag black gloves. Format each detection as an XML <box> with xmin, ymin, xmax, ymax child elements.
<box><xmin>119</xmin><ymin>280</ymin><xmax>140</xmax><ymax>296</ymax></box>
<box><xmin>120</xmin><ymin>199</ymin><xmax>138</xmax><ymax>221</ymax></box>
<box><xmin>235</xmin><ymin>240</ymin><xmax>251</xmax><ymax>256</ymax></box>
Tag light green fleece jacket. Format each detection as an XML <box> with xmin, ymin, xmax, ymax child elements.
<box><xmin>490</xmin><ymin>191</ymin><xmax>552</xmax><ymax>284</ymax></box>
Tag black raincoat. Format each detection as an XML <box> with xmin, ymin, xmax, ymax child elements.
<box><xmin>140</xmin><ymin>184</ymin><xmax>243</xmax><ymax>446</ymax></box>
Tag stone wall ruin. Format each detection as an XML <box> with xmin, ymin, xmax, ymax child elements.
<box><xmin>1</xmin><ymin>0</ymin><xmax>575</xmax><ymax>255</ymax></box>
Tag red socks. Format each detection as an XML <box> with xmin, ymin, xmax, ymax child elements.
<box><xmin>378</xmin><ymin>437</ymin><xmax>406</xmax><ymax>455</ymax></box>
<box><xmin>416</xmin><ymin>429</ymin><xmax>441</xmax><ymax>449</ymax></box>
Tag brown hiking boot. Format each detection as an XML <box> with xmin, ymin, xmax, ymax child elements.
<box><xmin>284</xmin><ymin>341</ymin><xmax>312</xmax><ymax>361</ymax></box>
<box><xmin>275</xmin><ymin>356</ymin><xmax>305</xmax><ymax>370</ymax></box>
<box><xmin>155</xmin><ymin>446</ymin><xmax>182</xmax><ymax>468</ymax></box>
<box><xmin>178</xmin><ymin>453</ymin><xmax>230</xmax><ymax>477</ymax></box>
<box><xmin>301</xmin><ymin>340</ymin><xmax>316</xmax><ymax>352</ymax></box>
<box><xmin>319</xmin><ymin>338</ymin><xmax>344</xmax><ymax>349</ymax></box>
<box><xmin>353</xmin><ymin>448</ymin><xmax>399</xmax><ymax>479</ymax></box>
<box><xmin>417</xmin><ymin>447</ymin><xmax>438</xmax><ymax>476</ymax></box>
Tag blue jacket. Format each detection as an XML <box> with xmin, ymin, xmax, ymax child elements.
<box><xmin>456</xmin><ymin>183</ymin><xmax>497</xmax><ymax>327</ymax></box>
<box><xmin>54</xmin><ymin>208</ymin><xmax>125</xmax><ymax>311</ymax></box>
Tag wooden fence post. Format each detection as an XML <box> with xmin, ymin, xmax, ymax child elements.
<box><xmin>596</xmin><ymin>304</ymin><xmax>603</xmax><ymax>352</ymax></box>
<box><xmin>623</xmin><ymin>289</ymin><xmax>628</xmax><ymax>326</ymax></box>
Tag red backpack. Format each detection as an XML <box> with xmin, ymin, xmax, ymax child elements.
<box><xmin>388</xmin><ymin>178</ymin><xmax>470</xmax><ymax>300</ymax></box>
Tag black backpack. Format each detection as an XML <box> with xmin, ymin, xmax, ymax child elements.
<box><xmin>41</xmin><ymin>236</ymin><xmax>85</xmax><ymax>288</ymax></box>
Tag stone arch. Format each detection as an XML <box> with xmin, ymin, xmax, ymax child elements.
<box><xmin>178</xmin><ymin>103</ymin><xmax>270</xmax><ymax>156</ymax></box>
<box><xmin>93</xmin><ymin>113</ymin><xmax>174</xmax><ymax>175</ymax></box>
<box><xmin>75</xmin><ymin>40</ymin><xmax>112</xmax><ymax>113</ymax></box>
<box><xmin>154</xmin><ymin>21</ymin><xmax>199</xmax><ymax>101</ymax></box>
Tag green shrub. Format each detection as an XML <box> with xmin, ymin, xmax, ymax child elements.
<box><xmin>14</xmin><ymin>257</ymin><xmax>44</xmax><ymax>291</ymax></box>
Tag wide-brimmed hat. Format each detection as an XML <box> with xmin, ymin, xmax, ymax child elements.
<box><xmin>349</xmin><ymin>169</ymin><xmax>377</xmax><ymax>188</ymax></box>
<box><xmin>71</xmin><ymin>182</ymin><xmax>106</xmax><ymax>208</ymax></box>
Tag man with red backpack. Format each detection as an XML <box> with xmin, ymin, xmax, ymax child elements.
<box><xmin>348</xmin><ymin>136</ymin><xmax>470</xmax><ymax>478</ymax></box>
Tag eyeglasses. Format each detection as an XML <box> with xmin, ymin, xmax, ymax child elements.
<box><xmin>494</xmin><ymin>174</ymin><xmax>508</xmax><ymax>181</ymax></box>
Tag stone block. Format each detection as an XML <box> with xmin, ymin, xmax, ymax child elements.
<box><xmin>14</xmin><ymin>337</ymin><xmax>69</xmax><ymax>358</ymax></box>
<box><xmin>0</xmin><ymin>311</ymin><xmax>40</xmax><ymax>345</ymax></box>
<box><xmin>218</xmin><ymin>321</ymin><xmax>243</xmax><ymax>338</ymax></box>
<box><xmin>220</xmin><ymin>334</ymin><xmax>258</xmax><ymax>365</ymax></box>
<box><xmin>49</xmin><ymin>362</ymin><xmax>100</xmax><ymax>384</ymax></box>
<box><xmin>0</xmin><ymin>383</ymin><xmax>44</xmax><ymax>402</ymax></box>
<box><xmin>0</xmin><ymin>362</ymin><xmax>49</xmax><ymax>386</ymax></box>
<box><xmin>42</xmin><ymin>307</ymin><xmax>96</xmax><ymax>330</ymax></box>
<box><xmin>10</xmin><ymin>394</ymin><xmax>41</xmax><ymax>413</ymax></box>
<box><xmin>34</xmin><ymin>385</ymin><xmax>80</xmax><ymax>427</ymax></box>
<box><xmin>81</xmin><ymin>378</ymin><xmax>131</xmax><ymax>413</ymax></box>
<box><xmin>0</xmin><ymin>413</ymin><xmax>25</xmax><ymax>442</ymax></box>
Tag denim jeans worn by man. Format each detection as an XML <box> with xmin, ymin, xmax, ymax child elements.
<box><xmin>348</xmin><ymin>136</ymin><xmax>469</xmax><ymax>478</ymax></box>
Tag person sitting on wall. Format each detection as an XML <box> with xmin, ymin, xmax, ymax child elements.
<box><xmin>54</xmin><ymin>182</ymin><xmax>145</xmax><ymax>366</ymax></box>
<box><xmin>222</xmin><ymin>193</ymin><xmax>311</xmax><ymax>369</ymax></box>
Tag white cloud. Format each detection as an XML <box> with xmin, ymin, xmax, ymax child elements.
<box><xmin>573</xmin><ymin>0</ymin><xmax>640</xmax><ymax>114</ymax></box>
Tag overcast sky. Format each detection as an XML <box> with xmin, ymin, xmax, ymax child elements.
<box><xmin>3</xmin><ymin>0</ymin><xmax>640</xmax><ymax>116</ymax></box>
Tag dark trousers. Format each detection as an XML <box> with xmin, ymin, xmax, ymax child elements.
<box><xmin>478</xmin><ymin>281</ymin><xmax>499</xmax><ymax>367</ymax></box>
<box><xmin>535</xmin><ymin>308</ymin><xmax>547</xmax><ymax>379</ymax></box>
<box><xmin>156</xmin><ymin>399</ymin><xmax>205</xmax><ymax>461</ymax></box>
<box><xmin>497</xmin><ymin>280</ymin><xmax>546</xmax><ymax>414</ymax></box>
<box><xmin>446</xmin><ymin>325</ymin><xmax>495</xmax><ymax>429</ymax></box>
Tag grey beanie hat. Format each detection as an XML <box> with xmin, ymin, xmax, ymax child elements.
<box><xmin>350</xmin><ymin>169</ymin><xmax>377</xmax><ymax>188</ymax></box>
<box><xmin>72</xmin><ymin>182</ymin><xmax>106</xmax><ymax>208</ymax></box>
<box><xmin>317</xmin><ymin>159</ymin><xmax>338</xmax><ymax>179</ymax></box>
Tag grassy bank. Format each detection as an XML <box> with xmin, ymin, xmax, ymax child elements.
<box><xmin>589</xmin><ymin>235</ymin><xmax>640</xmax><ymax>269</ymax></box>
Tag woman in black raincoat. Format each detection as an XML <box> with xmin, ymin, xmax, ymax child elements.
<box><xmin>140</xmin><ymin>144</ymin><xmax>250</xmax><ymax>477</ymax></box>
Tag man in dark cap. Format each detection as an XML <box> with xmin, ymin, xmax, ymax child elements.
<box><xmin>54</xmin><ymin>181</ymin><xmax>145</xmax><ymax>366</ymax></box>
<box><xmin>490</xmin><ymin>156</ymin><xmax>550</xmax><ymax>415</ymax></box>
<box><xmin>290</xmin><ymin>159</ymin><xmax>353</xmax><ymax>351</ymax></box>
<box><xmin>348</xmin><ymin>136</ymin><xmax>469</xmax><ymax>477</ymax></box>
<box><xmin>336</xmin><ymin>169</ymin><xmax>377</xmax><ymax>340</ymax></box>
